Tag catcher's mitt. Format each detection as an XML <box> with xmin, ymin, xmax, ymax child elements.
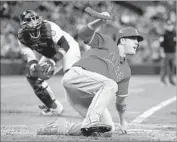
<box><xmin>35</xmin><ymin>60</ymin><xmax>55</xmax><ymax>80</ymax></box>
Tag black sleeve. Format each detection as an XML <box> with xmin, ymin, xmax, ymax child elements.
<box><xmin>52</xmin><ymin>36</ymin><xmax>70</xmax><ymax>63</ymax></box>
<box><xmin>57</xmin><ymin>35</ymin><xmax>70</xmax><ymax>52</ymax></box>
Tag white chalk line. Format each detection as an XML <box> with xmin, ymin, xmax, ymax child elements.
<box><xmin>130</xmin><ymin>96</ymin><xmax>176</xmax><ymax>124</ymax></box>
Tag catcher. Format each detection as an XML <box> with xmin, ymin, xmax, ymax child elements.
<box><xmin>17</xmin><ymin>10</ymin><xmax>81</xmax><ymax>115</ymax></box>
<box><xmin>37</xmin><ymin>11</ymin><xmax>143</xmax><ymax>136</ymax></box>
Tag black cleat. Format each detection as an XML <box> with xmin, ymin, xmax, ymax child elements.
<box><xmin>81</xmin><ymin>124</ymin><xmax>112</xmax><ymax>137</ymax></box>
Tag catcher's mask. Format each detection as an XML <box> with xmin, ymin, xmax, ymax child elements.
<box><xmin>20</xmin><ymin>10</ymin><xmax>43</xmax><ymax>40</ymax></box>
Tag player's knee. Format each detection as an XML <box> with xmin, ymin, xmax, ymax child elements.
<box><xmin>62</xmin><ymin>77</ymin><xmax>72</xmax><ymax>89</ymax></box>
<box><xmin>26</xmin><ymin>75</ymin><xmax>47</xmax><ymax>88</ymax></box>
<box><xmin>104</xmin><ymin>80</ymin><xmax>118</xmax><ymax>94</ymax></box>
<box><xmin>26</xmin><ymin>75</ymin><xmax>38</xmax><ymax>84</ymax></box>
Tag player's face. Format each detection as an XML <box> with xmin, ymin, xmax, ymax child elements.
<box><xmin>124</xmin><ymin>37</ymin><xmax>139</xmax><ymax>55</ymax></box>
<box><xmin>22</xmin><ymin>13</ymin><xmax>42</xmax><ymax>39</ymax></box>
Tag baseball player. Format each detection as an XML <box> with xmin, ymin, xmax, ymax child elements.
<box><xmin>17</xmin><ymin>10</ymin><xmax>81</xmax><ymax>115</ymax></box>
<box><xmin>159</xmin><ymin>20</ymin><xmax>176</xmax><ymax>86</ymax></box>
<box><xmin>37</xmin><ymin>12</ymin><xmax>143</xmax><ymax>136</ymax></box>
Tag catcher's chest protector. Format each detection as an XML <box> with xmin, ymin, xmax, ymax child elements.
<box><xmin>18</xmin><ymin>22</ymin><xmax>57</xmax><ymax>58</ymax></box>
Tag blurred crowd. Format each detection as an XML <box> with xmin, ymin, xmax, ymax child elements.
<box><xmin>0</xmin><ymin>1</ymin><xmax>176</xmax><ymax>64</ymax></box>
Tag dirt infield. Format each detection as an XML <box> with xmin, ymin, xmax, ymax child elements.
<box><xmin>1</xmin><ymin>75</ymin><xmax>176</xmax><ymax>141</ymax></box>
<box><xmin>1</xmin><ymin>123</ymin><xmax>176</xmax><ymax>141</ymax></box>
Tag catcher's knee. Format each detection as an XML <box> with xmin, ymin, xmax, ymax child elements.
<box><xmin>26</xmin><ymin>75</ymin><xmax>48</xmax><ymax>90</ymax></box>
<box><xmin>26</xmin><ymin>75</ymin><xmax>56</xmax><ymax>108</ymax></box>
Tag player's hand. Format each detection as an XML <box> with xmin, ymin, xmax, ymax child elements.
<box><xmin>101</xmin><ymin>12</ymin><xmax>111</xmax><ymax>17</ymax></box>
<box><xmin>36</xmin><ymin>59</ymin><xmax>56</xmax><ymax>80</ymax></box>
<box><xmin>119</xmin><ymin>120</ymin><xmax>128</xmax><ymax>134</ymax></box>
<box><xmin>100</xmin><ymin>12</ymin><xmax>111</xmax><ymax>21</ymax></box>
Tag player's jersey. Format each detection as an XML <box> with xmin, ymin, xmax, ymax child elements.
<box><xmin>18</xmin><ymin>20</ymin><xmax>77</xmax><ymax>59</ymax></box>
<box><xmin>75</xmin><ymin>27</ymin><xmax>131</xmax><ymax>95</ymax></box>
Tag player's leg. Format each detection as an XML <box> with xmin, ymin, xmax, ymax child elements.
<box><xmin>66</xmin><ymin>97</ymin><xmax>87</xmax><ymax>117</ymax></box>
<box><xmin>37</xmin><ymin>111</ymin><xmax>113</xmax><ymax>137</ymax></box>
<box><xmin>171</xmin><ymin>55</ymin><xmax>176</xmax><ymax>84</ymax></box>
<box><xmin>26</xmin><ymin>75</ymin><xmax>63</xmax><ymax>115</ymax></box>
<box><xmin>64</xmin><ymin>84</ymin><xmax>115</xmax><ymax>131</ymax></box>
<box><xmin>26</xmin><ymin>56</ymin><xmax>63</xmax><ymax>115</ymax></box>
<box><xmin>165</xmin><ymin>55</ymin><xmax>174</xmax><ymax>85</ymax></box>
<box><xmin>166</xmin><ymin>54</ymin><xmax>175</xmax><ymax>85</ymax></box>
<box><xmin>67</xmin><ymin>109</ymin><xmax>114</xmax><ymax>137</ymax></box>
<box><xmin>37</xmin><ymin>118</ymin><xmax>76</xmax><ymax>135</ymax></box>
<box><xmin>101</xmin><ymin>109</ymin><xmax>115</xmax><ymax>132</ymax></box>
<box><xmin>62</xmin><ymin>67</ymin><xmax>118</xmax><ymax>136</ymax></box>
<box><xmin>81</xmin><ymin>79</ymin><xmax>117</xmax><ymax>136</ymax></box>
<box><xmin>37</xmin><ymin>88</ymin><xmax>114</xmax><ymax>136</ymax></box>
<box><xmin>160</xmin><ymin>56</ymin><xmax>168</xmax><ymax>85</ymax></box>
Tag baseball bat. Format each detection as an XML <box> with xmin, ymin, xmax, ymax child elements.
<box><xmin>84</xmin><ymin>7</ymin><xmax>112</xmax><ymax>20</ymax></box>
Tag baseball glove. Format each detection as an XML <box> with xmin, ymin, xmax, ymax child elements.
<box><xmin>35</xmin><ymin>60</ymin><xmax>55</xmax><ymax>80</ymax></box>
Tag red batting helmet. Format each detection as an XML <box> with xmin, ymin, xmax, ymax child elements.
<box><xmin>116</xmin><ymin>27</ymin><xmax>143</xmax><ymax>44</ymax></box>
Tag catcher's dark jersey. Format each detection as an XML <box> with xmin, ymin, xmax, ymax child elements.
<box><xmin>75</xmin><ymin>27</ymin><xmax>131</xmax><ymax>95</ymax></box>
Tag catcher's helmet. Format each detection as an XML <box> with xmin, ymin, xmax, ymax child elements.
<box><xmin>20</xmin><ymin>10</ymin><xmax>43</xmax><ymax>40</ymax></box>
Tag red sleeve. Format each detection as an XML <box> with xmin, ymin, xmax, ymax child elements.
<box><xmin>78</xmin><ymin>26</ymin><xmax>112</xmax><ymax>50</ymax></box>
<box><xmin>116</xmin><ymin>78</ymin><xmax>130</xmax><ymax>97</ymax></box>
<box><xmin>78</xmin><ymin>26</ymin><xmax>95</xmax><ymax>44</ymax></box>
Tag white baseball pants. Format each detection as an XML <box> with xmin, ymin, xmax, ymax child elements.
<box><xmin>62</xmin><ymin>66</ymin><xmax>118</xmax><ymax>131</ymax></box>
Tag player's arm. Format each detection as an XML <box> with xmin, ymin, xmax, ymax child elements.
<box><xmin>78</xmin><ymin>12</ymin><xmax>111</xmax><ymax>44</ymax></box>
<box><xmin>52</xmin><ymin>35</ymin><xmax>69</xmax><ymax>63</ymax></box>
<box><xmin>116</xmin><ymin>95</ymin><xmax>128</xmax><ymax>134</ymax></box>
<box><xmin>18</xmin><ymin>40</ymin><xmax>37</xmax><ymax>64</ymax></box>
<box><xmin>115</xmin><ymin>78</ymin><xmax>130</xmax><ymax>134</ymax></box>
<box><xmin>18</xmin><ymin>40</ymin><xmax>38</xmax><ymax>76</ymax></box>
<box><xmin>35</xmin><ymin>35</ymin><xmax>70</xmax><ymax>78</ymax></box>
<box><xmin>48</xmin><ymin>21</ymin><xmax>70</xmax><ymax>64</ymax></box>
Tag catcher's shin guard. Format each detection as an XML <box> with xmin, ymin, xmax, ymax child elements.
<box><xmin>26</xmin><ymin>75</ymin><xmax>56</xmax><ymax>108</ymax></box>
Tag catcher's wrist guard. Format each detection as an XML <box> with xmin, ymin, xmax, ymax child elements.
<box><xmin>35</xmin><ymin>60</ymin><xmax>55</xmax><ymax>80</ymax></box>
